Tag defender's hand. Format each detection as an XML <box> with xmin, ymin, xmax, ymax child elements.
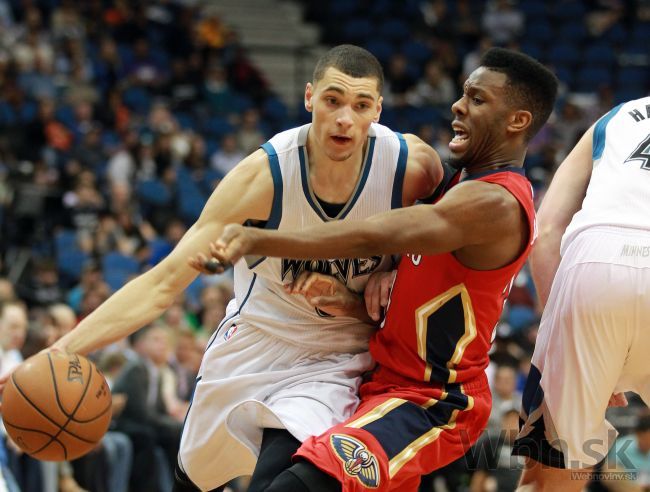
<box><xmin>608</xmin><ymin>392</ymin><xmax>628</xmax><ymax>408</ymax></box>
<box><xmin>364</xmin><ymin>270</ymin><xmax>397</xmax><ymax>321</ymax></box>
<box><xmin>212</xmin><ymin>224</ymin><xmax>256</xmax><ymax>265</ymax></box>
<box><xmin>289</xmin><ymin>271</ymin><xmax>364</xmax><ymax>318</ymax></box>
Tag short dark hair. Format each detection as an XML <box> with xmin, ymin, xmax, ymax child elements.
<box><xmin>480</xmin><ymin>47</ymin><xmax>558</xmax><ymax>140</ymax></box>
<box><xmin>636</xmin><ymin>414</ymin><xmax>650</xmax><ymax>433</ymax></box>
<box><xmin>313</xmin><ymin>44</ymin><xmax>384</xmax><ymax>93</ymax></box>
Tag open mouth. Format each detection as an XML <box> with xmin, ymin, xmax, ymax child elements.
<box><xmin>449</xmin><ymin>125</ymin><xmax>469</xmax><ymax>153</ymax></box>
<box><xmin>331</xmin><ymin>135</ymin><xmax>352</xmax><ymax>145</ymax></box>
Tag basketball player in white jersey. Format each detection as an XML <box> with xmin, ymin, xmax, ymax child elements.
<box><xmin>33</xmin><ymin>45</ymin><xmax>443</xmax><ymax>491</ymax></box>
<box><xmin>512</xmin><ymin>96</ymin><xmax>650</xmax><ymax>491</ymax></box>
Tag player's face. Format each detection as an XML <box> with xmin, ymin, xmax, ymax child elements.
<box><xmin>305</xmin><ymin>67</ymin><xmax>382</xmax><ymax>162</ymax></box>
<box><xmin>448</xmin><ymin>67</ymin><xmax>512</xmax><ymax>169</ymax></box>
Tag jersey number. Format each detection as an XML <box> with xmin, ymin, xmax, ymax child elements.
<box><xmin>624</xmin><ymin>133</ymin><xmax>650</xmax><ymax>170</ymax></box>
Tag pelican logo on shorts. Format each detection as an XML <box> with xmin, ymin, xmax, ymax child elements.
<box><xmin>67</xmin><ymin>354</ymin><xmax>84</xmax><ymax>384</ymax></box>
<box><xmin>223</xmin><ymin>324</ymin><xmax>238</xmax><ymax>341</ymax></box>
<box><xmin>330</xmin><ymin>434</ymin><xmax>380</xmax><ymax>488</ymax></box>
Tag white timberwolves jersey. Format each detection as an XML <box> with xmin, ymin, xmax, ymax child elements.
<box><xmin>222</xmin><ymin>123</ymin><xmax>408</xmax><ymax>353</ymax></box>
<box><xmin>562</xmin><ymin>97</ymin><xmax>650</xmax><ymax>252</ymax></box>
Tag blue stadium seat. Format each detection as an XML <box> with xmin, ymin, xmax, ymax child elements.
<box><xmin>102</xmin><ymin>252</ymin><xmax>140</xmax><ymax>291</ymax></box>
<box><xmin>548</xmin><ymin>45</ymin><xmax>581</xmax><ymax>66</ymax></box>
<box><xmin>519</xmin><ymin>1</ymin><xmax>548</xmax><ymax>18</ymax></box>
<box><xmin>122</xmin><ymin>86</ymin><xmax>152</xmax><ymax>113</ymax></box>
<box><xmin>553</xmin><ymin>1</ymin><xmax>585</xmax><ymax>21</ymax></box>
<box><xmin>363</xmin><ymin>39</ymin><xmax>395</xmax><ymax>65</ymax></box>
<box><xmin>377</xmin><ymin>19</ymin><xmax>410</xmax><ymax>43</ymax></box>
<box><xmin>402</xmin><ymin>41</ymin><xmax>433</xmax><ymax>65</ymax></box>
<box><xmin>524</xmin><ymin>20</ymin><xmax>553</xmax><ymax>43</ymax></box>
<box><xmin>576</xmin><ymin>67</ymin><xmax>613</xmax><ymax>92</ymax></box>
<box><xmin>557</xmin><ymin>20</ymin><xmax>588</xmax><ymax>42</ymax></box>
<box><xmin>342</xmin><ymin>18</ymin><xmax>373</xmax><ymax>43</ymax></box>
<box><xmin>583</xmin><ymin>43</ymin><xmax>617</xmax><ymax>67</ymax></box>
<box><xmin>136</xmin><ymin>179</ymin><xmax>172</xmax><ymax>206</ymax></box>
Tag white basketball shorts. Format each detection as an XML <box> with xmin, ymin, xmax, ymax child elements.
<box><xmin>178</xmin><ymin>317</ymin><xmax>374</xmax><ymax>490</ymax></box>
<box><xmin>513</xmin><ymin>226</ymin><xmax>650</xmax><ymax>469</ymax></box>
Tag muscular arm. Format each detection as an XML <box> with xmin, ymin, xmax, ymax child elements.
<box><xmin>530</xmin><ymin>125</ymin><xmax>594</xmax><ymax>307</ymax></box>
<box><xmin>219</xmin><ymin>179</ymin><xmax>523</xmax><ymax>268</ymax></box>
<box><xmin>54</xmin><ymin>150</ymin><xmax>275</xmax><ymax>355</ymax></box>
<box><xmin>401</xmin><ymin>133</ymin><xmax>444</xmax><ymax>205</ymax></box>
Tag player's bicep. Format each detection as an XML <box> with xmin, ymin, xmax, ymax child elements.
<box><xmin>424</xmin><ymin>181</ymin><xmax>521</xmax><ymax>249</ymax></box>
<box><xmin>155</xmin><ymin>151</ymin><xmax>275</xmax><ymax>288</ymax></box>
<box><xmin>401</xmin><ymin>133</ymin><xmax>443</xmax><ymax>205</ymax></box>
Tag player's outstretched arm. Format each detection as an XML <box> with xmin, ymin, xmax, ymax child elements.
<box><xmin>211</xmin><ymin>179</ymin><xmax>522</xmax><ymax>265</ymax></box>
<box><xmin>52</xmin><ymin>151</ymin><xmax>274</xmax><ymax>355</ymax></box>
<box><xmin>530</xmin><ymin>125</ymin><xmax>595</xmax><ymax>307</ymax></box>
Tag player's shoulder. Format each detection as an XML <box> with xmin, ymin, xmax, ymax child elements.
<box><xmin>264</xmin><ymin>124</ymin><xmax>310</xmax><ymax>156</ymax></box>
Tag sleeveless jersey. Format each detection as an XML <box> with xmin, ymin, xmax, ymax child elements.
<box><xmin>370</xmin><ymin>168</ymin><xmax>537</xmax><ymax>384</ymax></box>
<box><xmin>562</xmin><ymin>97</ymin><xmax>650</xmax><ymax>253</ymax></box>
<box><xmin>226</xmin><ymin>122</ymin><xmax>408</xmax><ymax>354</ymax></box>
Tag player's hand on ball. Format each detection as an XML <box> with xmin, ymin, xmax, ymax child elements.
<box><xmin>289</xmin><ymin>272</ymin><xmax>363</xmax><ymax>318</ymax></box>
<box><xmin>364</xmin><ymin>270</ymin><xmax>397</xmax><ymax>321</ymax></box>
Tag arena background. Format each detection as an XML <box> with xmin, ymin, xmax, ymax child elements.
<box><xmin>0</xmin><ymin>0</ymin><xmax>648</xmax><ymax>491</ymax></box>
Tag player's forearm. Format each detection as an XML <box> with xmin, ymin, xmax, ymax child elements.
<box><xmin>529</xmin><ymin>226</ymin><xmax>563</xmax><ymax>308</ymax></box>
<box><xmin>54</xmin><ymin>269</ymin><xmax>189</xmax><ymax>354</ymax></box>
<box><xmin>247</xmin><ymin>206</ymin><xmax>443</xmax><ymax>260</ymax></box>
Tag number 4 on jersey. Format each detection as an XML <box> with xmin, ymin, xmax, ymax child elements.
<box><xmin>625</xmin><ymin>133</ymin><xmax>650</xmax><ymax>170</ymax></box>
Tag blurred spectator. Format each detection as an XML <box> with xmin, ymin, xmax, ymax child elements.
<box><xmin>113</xmin><ymin>324</ymin><xmax>183</xmax><ymax>492</ymax></box>
<box><xmin>469</xmin><ymin>406</ymin><xmax>524</xmax><ymax>491</ymax></box>
<box><xmin>236</xmin><ymin>108</ymin><xmax>265</xmax><ymax>155</ymax></box>
<box><xmin>487</xmin><ymin>364</ymin><xmax>521</xmax><ymax>432</ymax></box>
<box><xmin>605</xmin><ymin>413</ymin><xmax>650</xmax><ymax>490</ymax></box>
<box><xmin>210</xmin><ymin>132</ymin><xmax>245</xmax><ymax>176</ymax></box>
<box><xmin>407</xmin><ymin>59</ymin><xmax>456</xmax><ymax>109</ymax></box>
<box><xmin>17</xmin><ymin>258</ymin><xmax>64</xmax><ymax>307</ymax></box>
<box><xmin>481</xmin><ymin>0</ymin><xmax>524</xmax><ymax>44</ymax></box>
<box><xmin>0</xmin><ymin>301</ymin><xmax>27</xmax><ymax>376</ymax></box>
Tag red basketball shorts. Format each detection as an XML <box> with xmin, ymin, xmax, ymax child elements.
<box><xmin>295</xmin><ymin>372</ymin><xmax>491</xmax><ymax>491</ymax></box>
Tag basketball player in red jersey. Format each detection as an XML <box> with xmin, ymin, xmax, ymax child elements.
<box><xmin>197</xmin><ymin>48</ymin><xmax>558</xmax><ymax>491</ymax></box>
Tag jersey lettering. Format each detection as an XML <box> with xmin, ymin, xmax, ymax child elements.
<box><xmin>281</xmin><ymin>256</ymin><xmax>383</xmax><ymax>285</ymax></box>
<box><xmin>624</xmin><ymin>133</ymin><xmax>650</xmax><ymax>170</ymax></box>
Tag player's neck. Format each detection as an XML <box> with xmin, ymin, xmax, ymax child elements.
<box><xmin>306</xmin><ymin>140</ymin><xmax>367</xmax><ymax>203</ymax></box>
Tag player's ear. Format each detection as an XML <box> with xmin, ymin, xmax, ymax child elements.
<box><xmin>373</xmin><ymin>96</ymin><xmax>383</xmax><ymax>123</ymax></box>
<box><xmin>305</xmin><ymin>82</ymin><xmax>314</xmax><ymax>113</ymax></box>
<box><xmin>507</xmin><ymin>109</ymin><xmax>532</xmax><ymax>136</ymax></box>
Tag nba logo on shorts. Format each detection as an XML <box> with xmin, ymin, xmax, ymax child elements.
<box><xmin>330</xmin><ymin>434</ymin><xmax>380</xmax><ymax>488</ymax></box>
<box><xmin>223</xmin><ymin>324</ymin><xmax>238</xmax><ymax>341</ymax></box>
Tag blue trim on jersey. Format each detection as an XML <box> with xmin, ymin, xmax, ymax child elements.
<box><xmin>248</xmin><ymin>256</ymin><xmax>266</xmax><ymax>269</ymax></box>
<box><xmin>340</xmin><ymin>136</ymin><xmax>375</xmax><ymax>219</ymax></box>
<box><xmin>205</xmin><ymin>273</ymin><xmax>257</xmax><ymax>351</ymax></box>
<box><xmin>593</xmin><ymin>103</ymin><xmax>624</xmax><ymax>161</ymax></box>
<box><xmin>178</xmin><ymin>374</ymin><xmax>203</xmax><ymax>470</ymax></box>
<box><xmin>261</xmin><ymin>142</ymin><xmax>283</xmax><ymax>229</ymax></box>
<box><xmin>391</xmin><ymin>132</ymin><xmax>408</xmax><ymax>209</ymax></box>
<box><xmin>299</xmin><ymin>136</ymin><xmax>376</xmax><ymax>221</ymax></box>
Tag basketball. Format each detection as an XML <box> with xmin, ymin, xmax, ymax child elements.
<box><xmin>2</xmin><ymin>351</ymin><xmax>112</xmax><ymax>461</ymax></box>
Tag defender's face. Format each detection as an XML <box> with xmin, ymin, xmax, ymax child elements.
<box><xmin>305</xmin><ymin>67</ymin><xmax>382</xmax><ymax>162</ymax></box>
<box><xmin>449</xmin><ymin>67</ymin><xmax>511</xmax><ymax>168</ymax></box>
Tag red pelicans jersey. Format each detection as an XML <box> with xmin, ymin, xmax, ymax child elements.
<box><xmin>370</xmin><ymin>167</ymin><xmax>537</xmax><ymax>386</ymax></box>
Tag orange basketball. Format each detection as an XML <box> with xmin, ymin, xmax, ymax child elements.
<box><xmin>2</xmin><ymin>351</ymin><xmax>112</xmax><ymax>461</ymax></box>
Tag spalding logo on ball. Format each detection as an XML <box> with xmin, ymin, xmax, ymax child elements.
<box><xmin>2</xmin><ymin>351</ymin><xmax>113</xmax><ymax>461</ymax></box>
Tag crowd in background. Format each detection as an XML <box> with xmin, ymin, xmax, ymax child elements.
<box><xmin>0</xmin><ymin>0</ymin><xmax>648</xmax><ymax>491</ymax></box>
